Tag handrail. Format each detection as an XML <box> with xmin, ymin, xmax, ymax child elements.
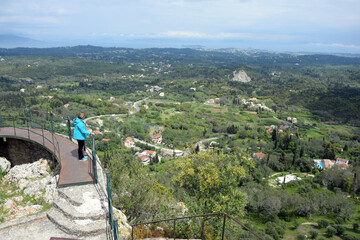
<box><xmin>0</xmin><ymin>115</ymin><xmax>62</xmax><ymax>164</ymax></box>
<box><xmin>131</xmin><ymin>212</ymin><xmax>264</xmax><ymax>240</ymax></box>
<box><xmin>0</xmin><ymin>108</ymin><xmax>119</xmax><ymax>240</ymax></box>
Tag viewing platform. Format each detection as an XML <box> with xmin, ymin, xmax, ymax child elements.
<box><xmin>0</xmin><ymin>127</ymin><xmax>94</xmax><ymax>187</ymax></box>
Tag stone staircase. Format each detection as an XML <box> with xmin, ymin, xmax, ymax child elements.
<box><xmin>47</xmin><ymin>184</ymin><xmax>110</xmax><ymax>239</ymax></box>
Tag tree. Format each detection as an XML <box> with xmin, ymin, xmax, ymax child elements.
<box><xmin>272</xmin><ymin>130</ymin><xmax>277</xmax><ymax>141</ymax></box>
<box><xmin>326</xmin><ymin>226</ymin><xmax>336</xmax><ymax>237</ymax></box>
<box><xmin>309</xmin><ymin>230</ymin><xmax>318</xmax><ymax>239</ymax></box>
<box><xmin>279</xmin><ymin>151</ymin><xmax>287</xmax><ymax>171</ymax></box>
<box><xmin>173</xmin><ymin>152</ymin><xmax>249</xmax><ymax>216</ymax></box>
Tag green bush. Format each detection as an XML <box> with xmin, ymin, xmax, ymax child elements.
<box><xmin>317</xmin><ymin>219</ymin><xmax>329</xmax><ymax>229</ymax></box>
<box><xmin>309</xmin><ymin>229</ymin><xmax>318</xmax><ymax>239</ymax></box>
<box><xmin>353</xmin><ymin>223</ymin><xmax>359</xmax><ymax>231</ymax></box>
<box><xmin>297</xmin><ymin>234</ymin><xmax>306</xmax><ymax>240</ymax></box>
<box><xmin>333</xmin><ymin>224</ymin><xmax>345</xmax><ymax>235</ymax></box>
<box><xmin>334</xmin><ymin>217</ymin><xmax>344</xmax><ymax>224</ymax></box>
<box><xmin>326</xmin><ymin>226</ymin><xmax>337</xmax><ymax>237</ymax></box>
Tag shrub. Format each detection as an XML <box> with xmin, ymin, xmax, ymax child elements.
<box><xmin>309</xmin><ymin>229</ymin><xmax>318</xmax><ymax>239</ymax></box>
<box><xmin>297</xmin><ymin>234</ymin><xmax>306</xmax><ymax>240</ymax></box>
<box><xmin>333</xmin><ymin>224</ymin><xmax>345</xmax><ymax>235</ymax></box>
<box><xmin>317</xmin><ymin>219</ymin><xmax>329</xmax><ymax>229</ymax></box>
<box><xmin>342</xmin><ymin>234</ymin><xmax>358</xmax><ymax>240</ymax></box>
<box><xmin>334</xmin><ymin>217</ymin><xmax>344</xmax><ymax>224</ymax></box>
<box><xmin>353</xmin><ymin>223</ymin><xmax>359</xmax><ymax>231</ymax></box>
<box><xmin>326</xmin><ymin>226</ymin><xmax>337</xmax><ymax>237</ymax></box>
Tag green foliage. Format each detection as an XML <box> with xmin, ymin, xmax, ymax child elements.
<box><xmin>309</xmin><ymin>229</ymin><xmax>318</xmax><ymax>239</ymax></box>
<box><xmin>173</xmin><ymin>152</ymin><xmax>249</xmax><ymax>216</ymax></box>
<box><xmin>333</xmin><ymin>224</ymin><xmax>346</xmax><ymax>236</ymax></box>
<box><xmin>265</xmin><ymin>220</ymin><xmax>286</xmax><ymax>240</ymax></box>
<box><xmin>108</xmin><ymin>152</ymin><xmax>180</xmax><ymax>222</ymax></box>
<box><xmin>297</xmin><ymin>234</ymin><xmax>306</xmax><ymax>240</ymax></box>
<box><xmin>326</xmin><ymin>226</ymin><xmax>337</xmax><ymax>237</ymax></box>
<box><xmin>317</xmin><ymin>219</ymin><xmax>329</xmax><ymax>229</ymax></box>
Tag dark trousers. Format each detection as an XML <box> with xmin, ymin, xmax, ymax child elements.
<box><xmin>78</xmin><ymin>140</ymin><xmax>85</xmax><ymax>159</ymax></box>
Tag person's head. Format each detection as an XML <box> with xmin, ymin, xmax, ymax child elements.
<box><xmin>78</xmin><ymin>112</ymin><xmax>86</xmax><ymax>119</ymax></box>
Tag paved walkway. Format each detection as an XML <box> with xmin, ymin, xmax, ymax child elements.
<box><xmin>0</xmin><ymin>127</ymin><xmax>94</xmax><ymax>187</ymax></box>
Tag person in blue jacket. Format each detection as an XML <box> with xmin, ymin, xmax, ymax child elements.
<box><xmin>73</xmin><ymin>112</ymin><xmax>94</xmax><ymax>161</ymax></box>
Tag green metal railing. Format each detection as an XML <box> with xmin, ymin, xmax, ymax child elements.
<box><xmin>90</xmin><ymin>134</ymin><xmax>119</xmax><ymax>240</ymax></box>
<box><xmin>0</xmin><ymin>108</ymin><xmax>119</xmax><ymax>240</ymax></box>
<box><xmin>131</xmin><ymin>212</ymin><xmax>264</xmax><ymax>240</ymax></box>
<box><xmin>0</xmin><ymin>110</ymin><xmax>61</xmax><ymax>165</ymax></box>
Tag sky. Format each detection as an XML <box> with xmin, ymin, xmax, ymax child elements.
<box><xmin>1</xmin><ymin>0</ymin><xmax>360</xmax><ymax>53</ymax></box>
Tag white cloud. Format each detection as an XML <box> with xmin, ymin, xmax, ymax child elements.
<box><xmin>162</xmin><ymin>31</ymin><xmax>209</xmax><ymax>38</ymax></box>
<box><xmin>310</xmin><ymin>42</ymin><xmax>360</xmax><ymax>50</ymax></box>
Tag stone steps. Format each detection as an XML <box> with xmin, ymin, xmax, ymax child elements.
<box><xmin>47</xmin><ymin>208</ymin><xmax>107</xmax><ymax>237</ymax></box>
<box><xmin>53</xmin><ymin>196</ymin><xmax>107</xmax><ymax>221</ymax></box>
<box><xmin>47</xmin><ymin>184</ymin><xmax>110</xmax><ymax>238</ymax></box>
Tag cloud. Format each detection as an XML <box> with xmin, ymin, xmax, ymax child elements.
<box><xmin>162</xmin><ymin>31</ymin><xmax>209</xmax><ymax>38</ymax></box>
<box><xmin>160</xmin><ymin>31</ymin><xmax>299</xmax><ymax>42</ymax></box>
<box><xmin>310</xmin><ymin>42</ymin><xmax>360</xmax><ymax>50</ymax></box>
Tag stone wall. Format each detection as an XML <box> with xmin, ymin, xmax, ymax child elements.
<box><xmin>0</xmin><ymin>138</ymin><xmax>53</xmax><ymax>167</ymax></box>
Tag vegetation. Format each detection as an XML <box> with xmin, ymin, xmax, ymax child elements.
<box><xmin>1</xmin><ymin>46</ymin><xmax>360</xmax><ymax>239</ymax></box>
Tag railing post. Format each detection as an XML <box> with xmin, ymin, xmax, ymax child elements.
<box><xmin>221</xmin><ymin>214</ymin><xmax>226</xmax><ymax>240</ymax></box>
<box><xmin>0</xmin><ymin>111</ymin><xmax>2</xmax><ymax>128</ymax></box>
<box><xmin>50</xmin><ymin>111</ymin><xmax>54</xmax><ymax>133</ymax></box>
<box><xmin>12</xmin><ymin>118</ymin><xmax>16</xmax><ymax>136</ymax></box>
<box><xmin>29</xmin><ymin>108</ymin><xmax>33</xmax><ymax>128</ymax></box>
<box><xmin>173</xmin><ymin>219</ymin><xmax>176</xmax><ymax>240</ymax></box>
<box><xmin>113</xmin><ymin>219</ymin><xmax>119</xmax><ymax>240</ymax></box>
<box><xmin>201</xmin><ymin>217</ymin><xmax>205</xmax><ymax>240</ymax></box>
<box><xmin>106</xmin><ymin>172</ymin><xmax>113</xmax><ymax>229</ymax></box>
<box><xmin>92</xmin><ymin>135</ymin><xmax>98</xmax><ymax>183</ymax></box>
<box><xmin>67</xmin><ymin>117</ymin><xmax>72</xmax><ymax>141</ymax></box>
<box><xmin>27</xmin><ymin>120</ymin><xmax>30</xmax><ymax>139</ymax></box>
<box><xmin>42</xmin><ymin>125</ymin><xmax>45</xmax><ymax>146</ymax></box>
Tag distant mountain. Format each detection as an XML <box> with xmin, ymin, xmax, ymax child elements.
<box><xmin>0</xmin><ymin>35</ymin><xmax>42</xmax><ymax>48</ymax></box>
<box><xmin>0</xmin><ymin>45</ymin><xmax>359</xmax><ymax>66</ymax></box>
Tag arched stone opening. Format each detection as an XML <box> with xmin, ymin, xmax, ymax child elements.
<box><xmin>0</xmin><ymin>137</ymin><xmax>55</xmax><ymax>167</ymax></box>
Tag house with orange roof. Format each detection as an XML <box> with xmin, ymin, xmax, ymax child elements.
<box><xmin>102</xmin><ymin>139</ymin><xmax>111</xmax><ymax>142</ymax></box>
<box><xmin>152</xmin><ymin>133</ymin><xmax>162</xmax><ymax>144</ymax></box>
<box><xmin>124</xmin><ymin>137</ymin><xmax>135</xmax><ymax>148</ymax></box>
<box><xmin>335</xmin><ymin>157</ymin><xmax>349</xmax><ymax>168</ymax></box>
<box><xmin>93</xmin><ymin>130</ymin><xmax>103</xmax><ymax>135</ymax></box>
<box><xmin>252</xmin><ymin>152</ymin><xmax>266</xmax><ymax>160</ymax></box>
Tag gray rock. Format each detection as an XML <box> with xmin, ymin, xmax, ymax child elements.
<box><xmin>4</xmin><ymin>199</ymin><xmax>15</xmax><ymax>211</ymax></box>
<box><xmin>232</xmin><ymin>70</ymin><xmax>251</xmax><ymax>82</ymax></box>
<box><xmin>0</xmin><ymin>157</ymin><xmax>11</xmax><ymax>172</ymax></box>
<box><xmin>2</xmin><ymin>158</ymin><xmax>50</xmax><ymax>185</ymax></box>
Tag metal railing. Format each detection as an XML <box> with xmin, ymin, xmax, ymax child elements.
<box><xmin>131</xmin><ymin>212</ymin><xmax>264</xmax><ymax>240</ymax></box>
<box><xmin>0</xmin><ymin>108</ymin><xmax>119</xmax><ymax>240</ymax></box>
<box><xmin>0</xmin><ymin>110</ymin><xmax>61</xmax><ymax>166</ymax></box>
<box><xmin>88</xmin><ymin>135</ymin><xmax>119</xmax><ymax>240</ymax></box>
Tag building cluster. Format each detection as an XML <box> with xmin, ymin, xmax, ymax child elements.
<box><xmin>241</xmin><ymin>98</ymin><xmax>273</xmax><ymax>112</ymax></box>
<box><xmin>286</xmin><ymin>116</ymin><xmax>297</xmax><ymax>123</ymax></box>
<box><xmin>314</xmin><ymin>157</ymin><xmax>349</xmax><ymax>170</ymax></box>
<box><xmin>145</xmin><ymin>85</ymin><xmax>163</xmax><ymax>93</ymax></box>
<box><xmin>124</xmin><ymin>134</ymin><xmax>163</xmax><ymax>165</ymax></box>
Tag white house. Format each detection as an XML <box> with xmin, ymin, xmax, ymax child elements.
<box><xmin>276</xmin><ymin>174</ymin><xmax>301</xmax><ymax>185</ymax></box>
<box><xmin>124</xmin><ymin>137</ymin><xmax>135</xmax><ymax>148</ymax></box>
<box><xmin>152</xmin><ymin>133</ymin><xmax>162</xmax><ymax>144</ymax></box>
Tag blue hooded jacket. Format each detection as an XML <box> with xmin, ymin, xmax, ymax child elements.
<box><xmin>73</xmin><ymin>118</ymin><xmax>91</xmax><ymax>140</ymax></box>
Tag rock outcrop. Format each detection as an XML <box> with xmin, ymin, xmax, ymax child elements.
<box><xmin>0</xmin><ymin>157</ymin><xmax>11</xmax><ymax>172</ymax></box>
<box><xmin>232</xmin><ymin>70</ymin><xmax>251</xmax><ymax>82</ymax></box>
<box><xmin>1</xmin><ymin>158</ymin><xmax>58</xmax><ymax>222</ymax></box>
<box><xmin>2</xmin><ymin>158</ymin><xmax>58</xmax><ymax>203</ymax></box>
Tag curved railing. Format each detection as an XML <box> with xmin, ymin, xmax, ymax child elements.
<box><xmin>0</xmin><ymin>111</ymin><xmax>61</xmax><ymax>166</ymax></box>
<box><xmin>0</xmin><ymin>108</ymin><xmax>119</xmax><ymax>240</ymax></box>
<box><xmin>131</xmin><ymin>212</ymin><xmax>264</xmax><ymax>240</ymax></box>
